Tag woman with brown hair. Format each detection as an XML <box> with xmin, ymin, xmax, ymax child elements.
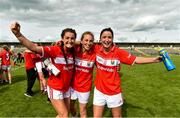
<box><xmin>0</xmin><ymin>45</ymin><xmax>12</xmax><ymax>84</ymax></box>
<box><xmin>70</xmin><ymin>31</ymin><xmax>96</xmax><ymax>117</ymax></box>
<box><xmin>10</xmin><ymin>22</ymin><xmax>76</xmax><ymax>117</ymax></box>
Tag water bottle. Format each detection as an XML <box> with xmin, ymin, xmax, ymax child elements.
<box><xmin>159</xmin><ymin>48</ymin><xmax>176</xmax><ymax>71</ymax></box>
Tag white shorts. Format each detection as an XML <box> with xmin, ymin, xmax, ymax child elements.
<box><xmin>47</xmin><ymin>85</ymin><xmax>70</xmax><ymax>100</ymax></box>
<box><xmin>35</xmin><ymin>62</ymin><xmax>44</xmax><ymax>72</ymax></box>
<box><xmin>1</xmin><ymin>65</ymin><xmax>11</xmax><ymax>71</ymax></box>
<box><xmin>70</xmin><ymin>87</ymin><xmax>90</xmax><ymax>104</ymax></box>
<box><xmin>93</xmin><ymin>87</ymin><xmax>123</xmax><ymax>108</ymax></box>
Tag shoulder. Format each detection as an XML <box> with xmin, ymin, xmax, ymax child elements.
<box><xmin>74</xmin><ymin>45</ymin><xmax>81</xmax><ymax>53</ymax></box>
<box><xmin>0</xmin><ymin>50</ymin><xmax>5</xmax><ymax>54</ymax></box>
<box><xmin>93</xmin><ymin>44</ymin><xmax>102</xmax><ymax>52</ymax></box>
<box><xmin>114</xmin><ymin>46</ymin><xmax>127</xmax><ymax>52</ymax></box>
<box><xmin>43</xmin><ymin>45</ymin><xmax>61</xmax><ymax>52</ymax></box>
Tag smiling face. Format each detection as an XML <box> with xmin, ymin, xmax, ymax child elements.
<box><xmin>100</xmin><ymin>31</ymin><xmax>113</xmax><ymax>50</ymax></box>
<box><xmin>81</xmin><ymin>32</ymin><xmax>94</xmax><ymax>51</ymax></box>
<box><xmin>61</xmin><ymin>28</ymin><xmax>76</xmax><ymax>50</ymax></box>
<box><xmin>62</xmin><ymin>32</ymin><xmax>76</xmax><ymax>49</ymax></box>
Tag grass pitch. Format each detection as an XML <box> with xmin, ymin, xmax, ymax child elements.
<box><xmin>0</xmin><ymin>55</ymin><xmax>180</xmax><ymax>117</ymax></box>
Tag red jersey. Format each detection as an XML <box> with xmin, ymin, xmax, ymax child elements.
<box><xmin>95</xmin><ymin>45</ymin><xmax>136</xmax><ymax>95</ymax></box>
<box><xmin>24</xmin><ymin>51</ymin><xmax>41</xmax><ymax>70</ymax></box>
<box><xmin>42</xmin><ymin>46</ymin><xmax>74</xmax><ymax>92</ymax></box>
<box><xmin>0</xmin><ymin>49</ymin><xmax>11</xmax><ymax>66</ymax></box>
<box><xmin>72</xmin><ymin>46</ymin><xmax>96</xmax><ymax>92</ymax></box>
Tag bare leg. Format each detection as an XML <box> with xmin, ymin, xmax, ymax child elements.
<box><xmin>50</xmin><ymin>99</ymin><xmax>68</xmax><ymax>117</ymax></box>
<box><xmin>7</xmin><ymin>70</ymin><xmax>12</xmax><ymax>84</ymax></box>
<box><xmin>0</xmin><ymin>70</ymin><xmax>3</xmax><ymax>83</ymax></box>
<box><xmin>79</xmin><ymin>103</ymin><xmax>87</xmax><ymax>118</ymax></box>
<box><xmin>93</xmin><ymin>105</ymin><xmax>104</xmax><ymax>118</ymax></box>
<box><xmin>111</xmin><ymin>106</ymin><xmax>122</xmax><ymax>118</ymax></box>
<box><xmin>2</xmin><ymin>71</ymin><xmax>8</xmax><ymax>82</ymax></box>
<box><xmin>70</xmin><ymin>99</ymin><xmax>77</xmax><ymax>116</ymax></box>
<box><xmin>64</xmin><ymin>97</ymin><xmax>71</xmax><ymax>113</ymax></box>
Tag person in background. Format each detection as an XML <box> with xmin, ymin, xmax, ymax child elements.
<box><xmin>10</xmin><ymin>22</ymin><xmax>76</xmax><ymax>118</ymax></box>
<box><xmin>70</xmin><ymin>31</ymin><xmax>96</xmax><ymax>117</ymax></box>
<box><xmin>0</xmin><ymin>45</ymin><xmax>12</xmax><ymax>84</ymax></box>
<box><xmin>12</xmin><ymin>51</ymin><xmax>20</xmax><ymax>67</ymax></box>
<box><xmin>93</xmin><ymin>28</ymin><xmax>162</xmax><ymax>117</ymax></box>
<box><xmin>23</xmin><ymin>49</ymin><xmax>40</xmax><ymax>97</ymax></box>
<box><xmin>35</xmin><ymin>59</ymin><xmax>48</xmax><ymax>94</ymax></box>
<box><xmin>17</xmin><ymin>51</ymin><xmax>24</xmax><ymax>63</ymax></box>
<box><xmin>20</xmin><ymin>52</ymin><xmax>24</xmax><ymax>63</ymax></box>
<box><xmin>17</xmin><ymin>52</ymin><xmax>22</xmax><ymax>63</ymax></box>
<box><xmin>0</xmin><ymin>58</ymin><xmax>2</xmax><ymax>83</ymax></box>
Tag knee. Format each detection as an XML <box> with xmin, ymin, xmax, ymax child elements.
<box><xmin>70</xmin><ymin>107</ymin><xmax>77</xmax><ymax>116</ymax></box>
<box><xmin>80</xmin><ymin>111</ymin><xmax>86</xmax><ymax>117</ymax></box>
<box><xmin>57</xmin><ymin>112</ymin><xmax>68</xmax><ymax>118</ymax></box>
<box><xmin>61</xmin><ymin>111</ymin><xmax>68</xmax><ymax>117</ymax></box>
<box><xmin>80</xmin><ymin>107</ymin><xmax>87</xmax><ymax>117</ymax></box>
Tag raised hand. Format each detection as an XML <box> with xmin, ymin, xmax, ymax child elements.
<box><xmin>10</xmin><ymin>22</ymin><xmax>42</xmax><ymax>54</ymax></box>
<box><xmin>10</xmin><ymin>22</ymin><xmax>21</xmax><ymax>37</ymax></box>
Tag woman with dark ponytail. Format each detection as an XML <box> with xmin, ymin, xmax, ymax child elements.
<box><xmin>93</xmin><ymin>28</ymin><xmax>162</xmax><ymax>117</ymax></box>
<box><xmin>10</xmin><ymin>22</ymin><xmax>77</xmax><ymax>118</ymax></box>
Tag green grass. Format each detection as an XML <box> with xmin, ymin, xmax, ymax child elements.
<box><xmin>0</xmin><ymin>55</ymin><xmax>180</xmax><ymax>117</ymax></box>
<box><xmin>121</xmin><ymin>55</ymin><xmax>180</xmax><ymax>117</ymax></box>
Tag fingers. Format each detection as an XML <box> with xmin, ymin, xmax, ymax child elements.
<box><xmin>11</xmin><ymin>22</ymin><xmax>20</xmax><ymax>30</ymax></box>
<box><xmin>55</xmin><ymin>40</ymin><xmax>62</xmax><ymax>46</ymax></box>
<box><xmin>159</xmin><ymin>56</ymin><xmax>163</xmax><ymax>61</ymax></box>
<box><xmin>156</xmin><ymin>56</ymin><xmax>162</xmax><ymax>62</ymax></box>
<box><xmin>10</xmin><ymin>21</ymin><xmax>21</xmax><ymax>37</ymax></box>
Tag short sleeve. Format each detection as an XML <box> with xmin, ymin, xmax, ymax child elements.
<box><xmin>117</xmin><ymin>48</ymin><xmax>136</xmax><ymax>65</ymax></box>
<box><xmin>42</xmin><ymin>46</ymin><xmax>59</xmax><ymax>58</ymax></box>
<box><xmin>30</xmin><ymin>53</ymin><xmax>38</xmax><ymax>59</ymax></box>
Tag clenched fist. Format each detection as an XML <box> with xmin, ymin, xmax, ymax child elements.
<box><xmin>10</xmin><ymin>22</ymin><xmax>21</xmax><ymax>37</ymax></box>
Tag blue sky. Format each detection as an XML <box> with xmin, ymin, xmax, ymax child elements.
<box><xmin>0</xmin><ymin>0</ymin><xmax>180</xmax><ymax>42</ymax></box>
